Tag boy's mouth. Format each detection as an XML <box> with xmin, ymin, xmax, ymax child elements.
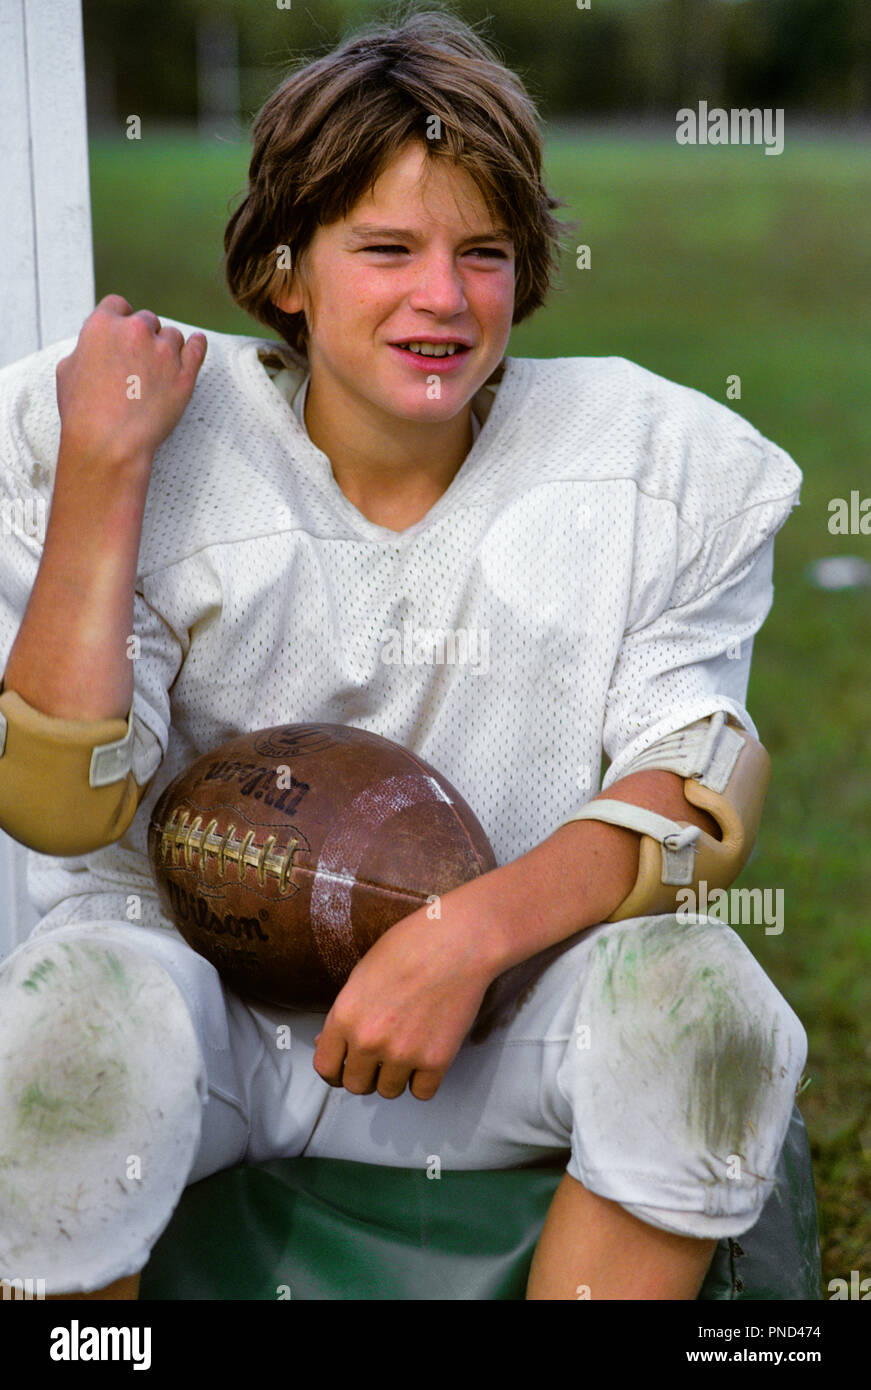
<box><xmin>391</xmin><ymin>340</ymin><xmax>471</xmax><ymax>357</ymax></box>
<box><xmin>388</xmin><ymin>341</ymin><xmax>472</xmax><ymax>370</ymax></box>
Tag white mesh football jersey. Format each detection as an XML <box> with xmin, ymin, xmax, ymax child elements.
<box><xmin>0</xmin><ymin>320</ymin><xmax>801</xmax><ymax>936</ymax></box>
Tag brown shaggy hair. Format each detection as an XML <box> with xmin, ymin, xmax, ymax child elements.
<box><xmin>223</xmin><ymin>6</ymin><xmax>570</xmax><ymax>356</ymax></box>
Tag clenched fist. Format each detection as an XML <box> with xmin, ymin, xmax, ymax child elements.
<box><xmin>55</xmin><ymin>294</ymin><xmax>208</xmax><ymax>472</ymax></box>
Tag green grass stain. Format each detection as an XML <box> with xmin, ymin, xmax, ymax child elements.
<box><xmin>594</xmin><ymin>917</ymin><xmax>784</xmax><ymax>1157</ymax></box>
<box><xmin>14</xmin><ymin>1059</ymin><xmax>131</xmax><ymax>1144</ymax></box>
<box><xmin>621</xmin><ymin>948</ymin><xmax>638</xmax><ymax>987</ymax></box>
<box><xmin>597</xmin><ymin>921</ymin><xmax>678</xmax><ymax>1013</ymax></box>
<box><xmin>688</xmin><ymin>1020</ymin><xmax>780</xmax><ymax>1157</ymax></box>
<box><xmin>100</xmin><ymin>950</ymin><xmax>130</xmax><ymax>993</ymax></box>
<box><xmin>20</xmin><ymin>960</ymin><xmax>57</xmax><ymax>992</ymax></box>
<box><xmin>17</xmin><ymin>1081</ymin><xmax>63</xmax><ymax>1118</ymax></box>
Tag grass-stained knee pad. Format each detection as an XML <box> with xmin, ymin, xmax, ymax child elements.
<box><xmin>0</xmin><ymin>929</ymin><xmax>206</xmax><ymax>1294</ymax></box>
<box><xmin>557</xmin><ymin>912</ymin><xmax>807</xmax><ymax>1238</ymax></box>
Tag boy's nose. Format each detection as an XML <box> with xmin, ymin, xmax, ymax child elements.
<box><xmin>406</xmin><ymin>255</ymin><xmax>469</xmax><ymax>317</ymax></box>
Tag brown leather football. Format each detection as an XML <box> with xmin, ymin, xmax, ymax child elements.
<box><xmin>147</xmin><ymin>723</ymin><xmax>497</xmax><ymax>1009</ymax></box>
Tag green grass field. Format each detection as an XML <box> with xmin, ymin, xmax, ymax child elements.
<box><xmin>90</xmin><ymin>127</ymin><xmax>871</xmax><ymax>1288</ymax></box>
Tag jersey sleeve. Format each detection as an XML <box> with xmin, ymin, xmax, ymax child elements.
<box><xmin>601</xmin><ymin>430</ymin><xmax>801</xmax><ymax>791</ymax></box>
<box><xmin>0</xmin><ymin>340</ymin><xmax>182</xmax><ymax>852</ymax></box>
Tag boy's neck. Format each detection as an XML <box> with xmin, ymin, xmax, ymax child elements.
<box><xmin>303</xmin><ymin>378</ymin><xmax>477</xmax><ymax>532</ymax></box>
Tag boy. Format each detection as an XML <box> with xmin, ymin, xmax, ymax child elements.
<box><xmin>0</xmin><ymin>10</ymin><xmax>806</xmax><ymax>1300</ymax></box>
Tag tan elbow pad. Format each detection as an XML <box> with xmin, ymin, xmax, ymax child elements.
<box><xmin>0</xmin><ymin>689</ymin><xmax>144</xmax><ymax>855</ymax></box>
<box><xmin>557</xmin><ymin>712</ymin><xmax>771</xmax><ymax>922</ymax></box>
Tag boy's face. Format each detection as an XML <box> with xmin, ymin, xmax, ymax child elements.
<box><xmin>272</xmin><ymin>140</ymin><xmax>516</xmax><ymax>430</ymax></box>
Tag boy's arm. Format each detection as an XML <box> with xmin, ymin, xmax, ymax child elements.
<box><xmin>4</xmin><ymin>295</ymin><xmax>205</xmax><ymax>719</ymax></box>
<box><xmin>0</xmin><ymin>297</ymin><xmax>206</xmax><ymax>852</ymax></box>
<box><xmin>313</xmin><ymin>764</ymin><xmax>717</xmax><ymax>1100</ymax></box>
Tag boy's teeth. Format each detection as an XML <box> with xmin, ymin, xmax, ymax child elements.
<box><xmin>401</xmin><ymin>342</ymin><xmax>460</xmax><ymax>356</ymax></box>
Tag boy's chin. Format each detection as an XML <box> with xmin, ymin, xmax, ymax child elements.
<box><xmin>376</xmin><ymin>397</ymin><xmax>476</xmax><ymax>429</ymax></box>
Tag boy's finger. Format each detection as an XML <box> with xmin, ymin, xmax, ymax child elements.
<box><xmin>181</xmin><ymin>332</ymin><xmax>208</xmax><ymax>374</ymax></box>
<box><xmin>312</xmin><ymin>1023</ymin><xmax>347</xmax><ymax>1086</ymax></box>
<box><xmin>409</xmin><ymin>1067</ymin><xmax>443</xmax><ymax>1102</ymax></box>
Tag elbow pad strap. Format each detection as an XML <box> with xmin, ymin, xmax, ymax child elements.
<box><xmin>558</xmin><ymin>713</ymin><xmax>771</xmax><ymax>922</ymax></box>
<box><xmin>0</xmin><ymin>688</ymin><xmax>142</xmax><ymax>855</ymax></box>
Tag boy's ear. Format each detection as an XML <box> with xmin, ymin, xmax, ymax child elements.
<box><xmin>272</xmin><ymin>286</ymin><xmax>303</xmax><ymax>315</ymax></box>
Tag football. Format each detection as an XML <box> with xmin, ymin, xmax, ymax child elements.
<box><xmin>147</xmin><ymin>723</ymin><xmax>497</xmax><ymax>1009</ymax></box>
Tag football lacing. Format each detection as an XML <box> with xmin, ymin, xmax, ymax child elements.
<box><xmin>157</xmin><ymin>807</ymin><xmax>299</xmax><ymax>893</ymax></box>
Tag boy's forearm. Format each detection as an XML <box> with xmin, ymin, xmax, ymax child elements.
<box><xmin>454</xmin><ymin>769</ymin><xmax>721</xmax><ymax>980</ymax></box>
<box><xmin>2</xmin><ymin>441</ymin><xmax>152</xmax><ymax>721</ymax></box>
<box><xmin>3</xmin><ymin>299</ymin><xmax>207</xmax><ymax>723</ymax></box>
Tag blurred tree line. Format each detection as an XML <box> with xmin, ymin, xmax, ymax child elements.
<box><xmin>82</xmin><ymin>0</ymin><xmax>871</xmax><ymax>129</ymax></box>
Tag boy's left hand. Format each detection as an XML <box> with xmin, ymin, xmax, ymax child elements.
<box><xmin>312</xmin><ymin>901</ymin><xmax>497</xmax><ymax>1101</ymax></box>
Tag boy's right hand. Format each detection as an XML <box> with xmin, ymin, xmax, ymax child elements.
<box><xmin>55</xmin><ymin>294</ymin><xmax>208</xmax><ymax>470</ymax></box>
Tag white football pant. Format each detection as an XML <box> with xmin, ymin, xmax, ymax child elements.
<box><xmin>0</xmin><ymin>911</ymin><xmax>807</xmax><ymax>1294</ymax></box>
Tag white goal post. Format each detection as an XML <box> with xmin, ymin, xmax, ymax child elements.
<box><xmin>0</xmin><ymin>0</ymin><xmax>95</xmax><ymax>959</ymax></box>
